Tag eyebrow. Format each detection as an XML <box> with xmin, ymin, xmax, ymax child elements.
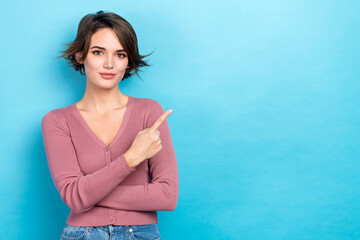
<box><xmin>90</xmin><ymin>46</ymin><xmax>126</xmax><ymax>52</ymax></box>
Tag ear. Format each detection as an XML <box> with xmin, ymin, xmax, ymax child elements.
<box><xmin>75</xmin><ymin>52</ymin><xmax>83</xmax><ymax>64</ymax></box>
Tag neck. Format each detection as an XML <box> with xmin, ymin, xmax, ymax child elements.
<box><xmin>78</xmin><ymin>82</ymin><xmax>128</xmax><ymax>114</ymax></box>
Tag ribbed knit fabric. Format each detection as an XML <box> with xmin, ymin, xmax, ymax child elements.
<box><xmin>41</xmin><ymin>95</ymin><xmax>179</xmax><ymax>227</ymax></box>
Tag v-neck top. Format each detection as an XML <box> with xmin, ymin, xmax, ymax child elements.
<box><xmin>41</xmin><ymin>95</ymin><xmax>179</xmax><ymax>227</ymax></box>
<box><xmin>72</xmin><ymin>96</ymin><xmax>133</xmax><ymax>151</ymax></box>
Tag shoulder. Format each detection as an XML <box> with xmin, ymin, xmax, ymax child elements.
<box><xmin>132</xmin><ymin>96</ymin><xmax>166</xmax><ymax>127</ymax></box>
<box><xmin>41</xmin><ymin>104</ymin><xmax>72</xmax><ymax>131</ymax></box>
<box><xmin>132</xmin><ymin>96</ymin><xmax>164</xmax><ymax>112</ymax></box>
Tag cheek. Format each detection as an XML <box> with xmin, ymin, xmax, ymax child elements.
<box><xmin>84</xmin><ymin>57</ymin><xmax>102</xmax><ymax>71</ymax></box>
<box><xmin>83</xmin><ymin>56</ymin><xmax>128</xmax><ymax>74</ymax></box>
<box><xmin>117</xmin><ymin>59</ymin><xmax>129</xmax><ymax>70</ymax></box>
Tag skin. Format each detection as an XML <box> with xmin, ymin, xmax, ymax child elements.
<box><xmin>74</xmin><ymin>27</ymin><xmax>172</xmax><ymax>169</ymax></box>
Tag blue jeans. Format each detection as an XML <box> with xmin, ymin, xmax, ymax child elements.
<box><xmin>60</xmin><ymin>223</ymin><xmax>161</xmax><ymax>240</ymax></box>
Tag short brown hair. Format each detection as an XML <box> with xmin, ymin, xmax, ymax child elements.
<box><xmin>58</xmin><ymin>10</ymin><xmax>151</xmax><ymax>80</ymax></box>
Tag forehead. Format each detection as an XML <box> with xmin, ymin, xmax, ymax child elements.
<box><xmin>90</xmin><ymin>28</ymin><xmax>123</xmax><ymax>48</ymax></box>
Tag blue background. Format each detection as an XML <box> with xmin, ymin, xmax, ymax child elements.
<box><xmin>1</xmin><ymin>0</ymin><xmax>360</xmax><ymax>239</ymax></box>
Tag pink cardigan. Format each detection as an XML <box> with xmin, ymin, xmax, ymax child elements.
<box><xmin>41</xmin><ymin>95</ymin><xmax>179</xmax><ymax>227</ymax></box>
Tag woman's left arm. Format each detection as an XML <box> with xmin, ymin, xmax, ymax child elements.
<box><xmin>96</xmin><ymin>101</ymin><xmax>179</xmax><ymax>211</ymax></box>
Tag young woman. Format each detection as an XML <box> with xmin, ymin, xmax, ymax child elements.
<box><xmin>41</xmin><ymin>10</ymin><xmax>179</xmax><ymax>240</ymax></box>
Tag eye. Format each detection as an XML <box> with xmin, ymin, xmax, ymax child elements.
<box><xmin>118</xmin><ymin>53</ymin><xmax>127</xmax><ymax>58</ymax></box>
<box><xmin>92</xmin><ymin>50</ymin><xmax>103</xmax><ymax>55</ymax></box>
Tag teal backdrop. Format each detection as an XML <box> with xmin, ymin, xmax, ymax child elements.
<box><xmin>1</xmin><ymin>1</ymin><xmax>360</xmax><ymax>239</ymax></box>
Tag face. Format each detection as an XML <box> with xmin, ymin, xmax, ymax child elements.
<box><xmin>75</xmin><ymin>27</ymin><xmax>129</xmax><ymax>88</ymax></box>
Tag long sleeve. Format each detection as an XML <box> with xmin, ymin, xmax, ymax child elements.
<box><xmin>41</xmin><ymin>110</ymin><xmax>136</xmax><ymax>214</ymax></box>
<box><xmin>96</xmin><ymin>101</ymin><xmax>179</xmax><ymax>211</ymax></box>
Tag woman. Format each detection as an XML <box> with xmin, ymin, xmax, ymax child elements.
<box><xmin>41</xmin><ymin>10</ymin><xmax>179</xmax><ymax>240</ymax></box>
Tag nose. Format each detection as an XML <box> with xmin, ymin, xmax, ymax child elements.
<box><xmin>103</xmin><ymin>55</ymin><xmax>114</xmax><ymax>69</ymax></box>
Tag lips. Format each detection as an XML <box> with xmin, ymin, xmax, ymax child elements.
<box><xmin>100</xmin><ymin>73</ymin><xmax>116</xmax><ymax>79</ymax></box>
<box><xmin>100</xmin><ymin>72</ymin><xmax>115</xmax><ymax>74</ymax></box>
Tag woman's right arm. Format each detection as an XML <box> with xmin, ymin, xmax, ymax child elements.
<box><xmin>41</xmin><ymin>111</ymin><xmax>135</xmax><ymax>214</ymax></box>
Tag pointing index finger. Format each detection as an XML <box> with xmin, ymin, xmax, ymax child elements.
<box><xmin>149</xmin><ymin>109</ymin><xmax>173</xmax><ymax>133</ymax></box>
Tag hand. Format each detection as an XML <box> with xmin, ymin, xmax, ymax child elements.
<box><xmin>124</xmin><ymin>109</ymin><xmax>173</xmax><ymax>169</ymax></box>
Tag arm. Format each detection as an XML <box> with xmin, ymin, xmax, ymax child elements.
<box><xmin>41</xmin><ymin>111</ymin><xmax>135</xmax><ymax>214</ymax></box>
<box><xmin>96</xmin><ymin>101</ymin><xmax>179</xmax><ymax>211</ymax></box>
